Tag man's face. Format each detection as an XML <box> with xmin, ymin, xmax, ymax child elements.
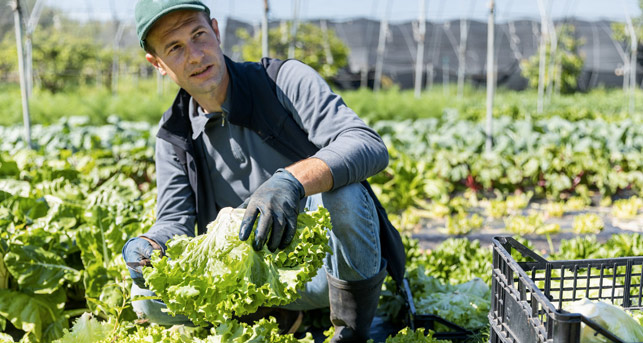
<box><xmin>145</xmin><ymin>10</ymin><xmax>227</xmax><ymax>98</ymax></box>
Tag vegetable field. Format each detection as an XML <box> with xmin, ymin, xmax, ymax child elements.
<box><xmin>0</xmin><ymin>91</ymin><xmax>642</xmax><ymax>342</ymax></box>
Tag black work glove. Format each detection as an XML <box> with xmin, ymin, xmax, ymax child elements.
<box><xmin>239</xmin><ymin>168</ymin><xmax>305</xmax><ymax>252</ymax></box>
<box><xmin>122</xmin><ymin>237</ymin><xmax>162</xmax><ymax>289</ymax></box>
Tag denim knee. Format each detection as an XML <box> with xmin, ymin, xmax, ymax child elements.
<box><xmin>308</xmin><ymin>183</ymin><xmax>381</xmax><ymax>281</ymax></box>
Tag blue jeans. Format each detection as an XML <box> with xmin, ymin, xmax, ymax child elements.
<box><xmin>130</xmin><ymin>182</ymin><xmax>382</xmax><ymax>324</ymax></box>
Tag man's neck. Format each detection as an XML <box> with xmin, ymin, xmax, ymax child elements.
<box><xmin>193</xmin><ymin>72</ymin><xmax>229</xmax><ymax>114</ymax></box>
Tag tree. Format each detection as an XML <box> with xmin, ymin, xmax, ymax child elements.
<box><xmin>31</xmin><ymin>30</ymin><xmax>97</xmax><ymax>92</ymax></box>
<box><xmin>611</xmin><ymin>0</ymin><xmax>643</xmax><ymax>44</ymax></box>
<box><xmin>0</xmin><ymin>33</ymin><xmax>18</xmax><ymax>82</ymax></box>
<box><xmin>521</xmin><ymin>24</ymin><xmax>584</xmax><ymax>95</ymax></box>
<box><xmin>236</xmin><ymin>22</ymin><xmax>349</xmax><ymax>80</ymax></box>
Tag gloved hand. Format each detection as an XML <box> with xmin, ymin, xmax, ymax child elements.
<box><xmin>122</xmin><ymin>236</ymin><xmax>162</xmax><ymax>289</ymax></box>
<box><xmin>239</xmin><ymin>168</ymin><xmax>305</xmax><ymax>252</ymax></box>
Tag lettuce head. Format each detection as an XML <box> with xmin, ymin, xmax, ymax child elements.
<box><xmin>143</xmin><ymin>207</ymin><xmax>331</xmax><ymax>326</ymax></box>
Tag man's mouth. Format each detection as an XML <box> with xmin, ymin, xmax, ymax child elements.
<box><xmin>191</xmin><ymin>65</ymin><xmax>212</xmax><ymax>77</ymax></box>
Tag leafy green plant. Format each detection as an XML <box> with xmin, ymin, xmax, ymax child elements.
<box><xmin>379</xmin><ymin>327</ymin><xmax>448</xmax><ymax>343</ymax></box>
<box><xmin>573</xmin><ymin>213</ymin><xmax>604</xmax><ymax>234</ymax></box>
<box><xmin>565</xmin><ymin>196</ymin><xmax>590</xmax><ymax>211</ymax></box>
<box><xmin>442</xmin><ymin>213</ymin><xmax>483</xmax><ymax>235</ymax></box>
<box><xmin>504</xmin><ymin>213</ymin><xmax>560</xmax><ymax>235</ymax></box>
<box><xmin>144</xmin><ymin>207</ymin><xmax>331</xmax><ymax>326</ymax></box>
<box><xmin>485</xmin><ymin>199</ymin><xmax>508</xmax><ymax>219</ymax></box>
<box><xmin>506</xmin><ymin>191</ymin><xmax>533</xmax><ymax>211</ymax></box>
<box><xmin>544</xmin><ymin>201</ymin><xmax>565</xmax><ymax>217</ymax></box>
<box><xmin>423</xmin><ymin>238</ymin><xmax>493</xmax><ymax>285</ymax></box>
<box><xmin>612</xmin><ymin>197</ymin><xmax>642</xmax><ymax>219</ymax></box>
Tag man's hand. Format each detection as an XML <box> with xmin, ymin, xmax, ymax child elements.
<box><xmin>122</xmin><ymin>236</ymin><xmax>162</xmax><ymax>288</ymax></box>
<box><xmin>239</xmin><ymin>169</ymin><xmax>305</xmax><ymax>252</ymax></box>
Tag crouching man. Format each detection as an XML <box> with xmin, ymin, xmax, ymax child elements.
<box><xmin>122</xmin><ymin>1</ymin><xmax>404</xmax><ymax>341</ymax></box>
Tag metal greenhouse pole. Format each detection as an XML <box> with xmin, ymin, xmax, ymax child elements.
<box><xmin>374</xmin><ymin>0</ymin><xmax>392</xmax><ymax>92</ymax></box>
<box><xmin>625</xmin><ymin>8</ymin><xmax>637</xmax><ymax>114</ymax></box>
<box><xmin>457</xmin><ymin>0</ymin><xmax>474</xmax><ymax>100</ymax></box>
<box><xmin>288</xmin><ymin>0</ymin><xmax>300</xmax><ymax>59</ymax></box>
<box><xmin>24</xmin><ymin>0</ymin><xmax>45</xmax><ymax>99</ymax></box>
<box><xmin>427</xmin><ymin>0</ymin><xmax>445</xmax><ymax>90</ymax></box>
<box><xmin>414</xmin><ymin>0</ymin><xmax>427</xmax><ymax>98</ymax></box>
<box><xmin>11</xmin><ymin>0</ymin><xmax>32</xmax><ymax>149</ymax></box>
<box><xmin>320</xmin><ymin>20</ymin><xmax>334</xmax><ymax>66</ymax></box>
<box><xmin>485</xmin><ymin>0</ymin><xmax>494</xmax><ymax>152</ymax></box>
<box><xmin>536</xmin><ymin>0</ymin><xmax>548</xmax><ymax>114</ymax></box>
<box><xmin>262</xmin><ymin>0</ymin><xmax>269</xmax><ymax>57</ymax></box>
<box><xmin>545</xmin><ymin>5</ymin><xmax>557</xmax><ymax>105</ymax></box>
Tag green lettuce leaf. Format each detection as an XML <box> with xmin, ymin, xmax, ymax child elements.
<box><xmin>203</xmin><ymin>318</ymin><xmax>314</xmax><ymax>343</ymax></box>
<box><xmin>411</xmin><ymin>273</ymin><xmax>490</xmax><ymax>330</ymax></box>
<box><xmin>566</xmin><ymin>298</ymin><xmax>643</xmax><ymax>343</ymax></box>
<box><xmin>0</xmin><ymin>333</ymin><xmax>14</xmax><ymax>343</ymax></box>
<box><xmin>144</xmin><ymin>207</ymin><xmax>331</xmax><ymax>326</ymax></box>
<box><xmin>78</xmin><ymin>203</ymin><xmax>149</xmax><ymax>318</ymax></box>
<box><xmin>383</xmin><ymin>327</ymin><xmax>449</xmax><ymax>343</ymax></box>
<box><xmin>54</xmin><ymin>313</ymin><xmax>113</xmax><ymax>343</ymax></box>
<box><xmin>0</xmin><ymin>288</ymin><xmax>67</xmax><ymax>342</ymax></box>
<box><xmin>0</xmin><ymin>248</ymin><xmax>7</xmax><ymax>290</ymax></box>
<box><xmin>4</xmin><ymin>245</ymin><xmax>80</xmax><ymax>294</ymax></box>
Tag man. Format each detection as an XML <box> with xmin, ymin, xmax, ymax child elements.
<box><xmin>122</xmin><ymin>1</ymin><xmax>404</xmax><ymax>341</ymax></box>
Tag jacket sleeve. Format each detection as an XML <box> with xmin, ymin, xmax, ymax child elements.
<box><xmin>140</xmin><ymin>135</ymin><xmax>197</xmax><ymax>251</ymax></box>
<box><xmin>274</xmin><ymin>60</ymin><xmax>389</xmax><ymax>190</ymax></box>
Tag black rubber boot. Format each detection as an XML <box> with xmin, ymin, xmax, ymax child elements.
<box><xmin>327</xmin><ymin>261</ymin><xmax>387</xmax><ymax>343</ymax></box>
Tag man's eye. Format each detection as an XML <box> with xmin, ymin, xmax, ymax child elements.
<box><xmin>194</xmin><ymin>31</ymin><xmax>205</xmax><ymax>38</ymax></box>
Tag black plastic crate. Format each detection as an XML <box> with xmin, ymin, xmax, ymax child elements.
<box><xmin>490</xmin><ymin>236</ymin><xmax>643</xmax><ymax>343</ymax></box>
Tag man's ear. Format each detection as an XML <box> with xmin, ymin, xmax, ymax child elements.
<box><xmin>146</xmin><ymin>53</ymin><xmax>167</xmax><ymax>76</ymax></box>
<box><xmin>211</xmin><ymin>18</ymin><xmax>221</xmax><ymax>44</ymax></box>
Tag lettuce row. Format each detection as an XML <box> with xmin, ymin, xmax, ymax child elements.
<box><xmin>144</xmin><ymin>207</ymin><xmax>331</xmax><ymax>326</ymax></box>
<box><xmin>53</xmin><ymin>313</ymin><xmax>313</xmax><ymax>343</ymax></box>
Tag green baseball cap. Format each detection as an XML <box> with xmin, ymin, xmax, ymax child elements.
<box><xmin>135</xmin><ymin>0</ymin><xmax>211</xmax><ymax>49</ymax></box>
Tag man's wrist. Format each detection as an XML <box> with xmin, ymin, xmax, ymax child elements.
<box><xmin>285</xmin><ymin>158</ymin><xmax>333</xmax><ymax>196</ymax></box>
<box><xmin>276</xmin><ymin>168</ymin><xmax>305</xmax><ymax>199</ymax></box>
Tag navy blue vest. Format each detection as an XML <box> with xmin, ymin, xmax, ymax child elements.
<box><xmin>156</xmin><ymin>56</ymin><xmax>405</xmax><ymax>283</ymax></box>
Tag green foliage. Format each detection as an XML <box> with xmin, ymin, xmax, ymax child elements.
<box><xmin>572</xmin><ymin>213</ymin><xmax>604</xmax><ymax>234</ymax></box>
<box><xmin>381</xmin><ymin>327</ymin><xmax>449</xmax><ymax>343</ymax></box>
<box><xmin>30</xmin><ymin>30</ymin><xmax>101</xmax><ymax>93</ymax></box>
<box><xmin>0</xmin><ymin>119</ymin><xmax>156</xmax><ymax>341</ymax></box>
<box><xmin>368</xmin><ymin>115</ymin><xmax>643</xmax><ymax>215</ymax></box>
<box><xmin>206</xmin><ymin>318</ymin><xmax>313</xmax><ymax>343</ymax></box>
<box><xmin>0</xmin><ymin>34</ymin><xmax>17</xmax><ymax>83</ymax></box>
<box><xmin>54</xmin><ymin>313</ymin><xmax>113</xmax><ymax>343</ymax></box>
<box><xmin>521</xmin><ymin>24</ymin><xmax>584</xmax><ymax>95</ymax></box>
<box><xmin>236</xmin><ymin>22</ymin><xmax>349</xmax><ymax>80</ymax></box>
<box><xmin>379</xmin><ymin>237</ymin><xmax>492</xmax><ymax>330</ymax></box>
<box><xmin>504</xmin><ymin>213</ymin><xmax>560</xmax><ymax>235</ymax></box>
<box><xmin>0</xmin><ymin>81</ymin><xmax>175</xmax><ymax>126</ymax></box>
<box><xmin>410</xmin><ymin>274</ymin><xmax>490</xmax><ymax>330</ymax></box>
<box><xmin>611</xmin><ymin>196</ymin><xmax>642</xmax><ymax>219</ymax></box>
<box><xmin>611</xmin><ymin>1</ymin><xmax>643</xmax><ymax>46</ymax></box>
<box><xmin>442</xmin><ymin>213</ymin><xmax>483</xmax><ymax>235</ymax></box>
<box><xmin>2</xmin><ymin>82</ymin><xmax>643</xmax><ymax>127</ymax></box>
<box><xmin>144</xmin><ymin>207</ymin><xmax>331</xmax><ymax>326</ymax></box>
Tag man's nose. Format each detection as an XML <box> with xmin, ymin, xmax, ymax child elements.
<box><xmin>187</xmin><ymin>42</ymin><xmax>205</xmax><ymax>63</ymax></box>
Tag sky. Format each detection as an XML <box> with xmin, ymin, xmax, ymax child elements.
<box><xmin>46</xmin><ymin>0</ymin><xmax>641</xmax><ymax>23</ymax></box>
